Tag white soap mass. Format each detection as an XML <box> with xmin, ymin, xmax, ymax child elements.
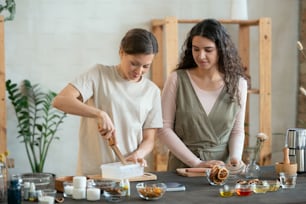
<box><xmin>101</xmin><ymin>162</ymin><xmax>144</xmax><ymax>179</ymax></box>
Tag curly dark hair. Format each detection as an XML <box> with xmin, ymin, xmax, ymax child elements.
<box><xmin>176</xmin><ymin>18</ymin><xmax>248</xmax><ymax>104</ymax></box>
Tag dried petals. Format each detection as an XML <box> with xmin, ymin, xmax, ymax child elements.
<box><xmin>256</xmin><ymin>132</ymin><xmax>268</xmax><ymax>142</ymax></box>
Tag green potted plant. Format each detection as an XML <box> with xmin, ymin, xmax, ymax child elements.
<box><xmin>6</xmin><ymin>79</ymin><xmax>66</xmax><ymax>173</ymax></box>
<box><xmin>0</xmin><ymin>0</ymin><xmax>16</xmax><ymax>21</ymax></box>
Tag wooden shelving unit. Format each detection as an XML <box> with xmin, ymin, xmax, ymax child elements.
<box><xmin>151</xmin><ymin>17</ymin><xmax>271</xmax><ymax>171</ymax></box>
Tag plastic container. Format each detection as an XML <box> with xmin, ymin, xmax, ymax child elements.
<box><xmin>101</xmin><ymin>162</ymin><xmax>144</xmax><ymax>179</ymax></box>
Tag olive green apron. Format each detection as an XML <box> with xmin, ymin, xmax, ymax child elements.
<box><xmin>167</xmin><ymin>70</ymin><xmax>240</xmax><ymax>171</ymax></box>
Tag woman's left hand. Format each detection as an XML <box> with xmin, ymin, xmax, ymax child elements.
<box><xmin>125</xmin><ymin>152</ymin><xmax>147</xmax><ymax>167</ymax></box>
<box><xmin>226</xmin><ymin>159</ymin><xmax>246</xmax><ymax>174</ymax></box>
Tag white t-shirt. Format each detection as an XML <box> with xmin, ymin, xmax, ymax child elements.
<box><xmin>71</xmin><ymin>64</ymin><xmax>163</xmax><ymax>175</ymax></box>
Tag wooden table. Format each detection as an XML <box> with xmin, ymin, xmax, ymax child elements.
<box><xmin>24</xmin><ymin>166</ymin><xmax>306</xmax><ymax>204</ymax></box>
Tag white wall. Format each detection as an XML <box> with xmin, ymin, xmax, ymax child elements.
<box><xmin>4</xmin><ymin>0</ymin><xmax>299</xmax><ymax>176</ymax></box>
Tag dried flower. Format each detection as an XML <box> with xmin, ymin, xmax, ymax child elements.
<box><xmin>256</xmin><ymin>132</ymin><xmax>268</xmax><ymax>142</ymax></box>
<box><xmin>254</xmin><ymin>133</ymin><xmax>268</xmax><ymax>162</ymax></box>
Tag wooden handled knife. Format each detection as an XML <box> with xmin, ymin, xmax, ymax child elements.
<box><xmin>108</xmin><ymin>137</ymin><xmax>127</xmax><ymax>165</ymax></box>
<box><xmin>97</xmin><ymin>120</ymin><xmax>127</xmax><ymax>165</ymax></box>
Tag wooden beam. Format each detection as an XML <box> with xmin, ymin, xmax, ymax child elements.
<box><xmin>258</xmin><ymin>18</ymin><xmax>272</xmax><ymax>165</ymax></box>
<box><xmin>164</xmin><ymin>16</ymin><xmax>179</xmax><ymax>75</ymax></box>
<box><xmin>239</xmin><ymin>24</ymin><xmax>251</xmax><ymax>149</ymax></box>
<box><xmin>151</xmin><ymin>24</ymin><xmax>164</xmax><ymax>89</ymax></box>
<box><xmin>178</xmin><ymin>19</ymin><xmax>259</xmax><ymax>26</ymax></box>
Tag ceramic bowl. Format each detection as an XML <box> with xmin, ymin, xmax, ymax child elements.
<box><xmin>136</xmin><ymin>182</ymin><xmax>166</xmax><ymax>200</ymax></box>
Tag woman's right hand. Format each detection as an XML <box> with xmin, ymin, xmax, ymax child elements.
<box><xmin>195</xmin><ymin>160</ymin><xmax>225</xmax><ymax>168</ymax></box>
<box><xmin>97</xmin><ymin>111</ymin><xmax>115</xmax><ymax>141</ymax></box>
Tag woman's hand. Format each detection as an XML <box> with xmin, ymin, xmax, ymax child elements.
<box><xmin>229</xmin><ymin>158</ymin><xmax>240</xmax><ymax>167</ymax></box>
<box><xmin>194</xmin><ymin>160</ymin><xmax>225</xmax><ymax>168</ymax></box>
<box><xmin>97</xmin><ymin>111</ymin><xmax>115</xmax><ymax>140</ymax></box>
<box><xmin>226</xmin><ymin>159</ymin><xmax>246</xmax><ymax>174</ymax></box>
<box><xmin>125</xmin><ymin>151</ymin><xmax>147</xmax><ymax>167</ymax></box>
<box><xmin>124</xmin><ymin>128</ymin><xmax>155</xmax><ymax>167</ymax></box>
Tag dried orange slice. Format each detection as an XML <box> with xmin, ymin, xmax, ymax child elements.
<box><xmin>217</xmin><ymin>167</ymin><xmax>229</xmax><ymax>180</ymax></box>
<box><xmin>208</xmin><ymin>165</ymin><xmax>229</xmax><ymax>185</ymax></box>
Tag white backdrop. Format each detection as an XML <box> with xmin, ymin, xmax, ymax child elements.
<box><xmin>5</xmin><ymin>0</ymin><xmax>299</xmax><ymax>176</ymax></box>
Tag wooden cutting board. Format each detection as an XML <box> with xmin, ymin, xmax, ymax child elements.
<box><xmin>87</xmin><ymin>172</ymin><xmax>157</xmax><ymax>182</ymax></box>
<box><xmin>176</xmin><ymin>168</ymin><xmax>209</xmax><ymax>177</ymax></box>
